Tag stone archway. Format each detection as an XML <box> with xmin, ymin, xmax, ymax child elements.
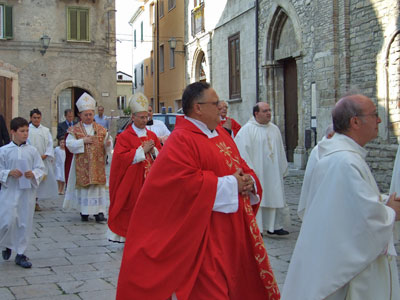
<box><xmin>192</xmin><ymin>48</ymin><xmax>208</xmax><ymax>83</ymax></box>
<box><xmin>263</xmin><ymin>4</ymin><xmax>304</xmax><ymax>165</ymax></box>
<box><xmin>50</xmin><ymin>80</ymin><xmax>99</xmax><ymax>136</ymax></box>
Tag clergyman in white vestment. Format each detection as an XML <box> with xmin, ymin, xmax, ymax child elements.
<box><xmin>297</xmin><ymin>124</ymin><xmax>335</xmax><ymax>220</ymax></box>
<box><xmin>282</xmin><ymin>94</ymin><xmax>400</xmax><ymax>300</ymax></box>
<box><xmin>235</xmin><ymin>102</ymin><xmax>289</xmax><ymax>236</ymax></box>
<box><xmin>63</xmin><ymin>93</ymin><xmax>112</xmax><ymax>223</ymax></box>
<box><xmin>27</xmin><ymin>109</ymin><xmax>58</xmax><ymax>209</ymax></box>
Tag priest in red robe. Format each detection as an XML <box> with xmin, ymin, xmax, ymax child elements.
<box><xmin>218</xmin><ymin>100</ymin><xmax>241</xmax><ymax>137</ymax></box>
<box><xmin>117</xmin><ymin>82</ymin><xmax>280</xmax><ymax>300</ymax></box>
<box><xmin>108</xmin><ymin>93</ymin><xmax>161</xmax><ymax>243</ymax></box>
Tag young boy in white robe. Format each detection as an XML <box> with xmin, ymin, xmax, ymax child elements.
<box><xmin>0</xmin><ymin>117</ymin><xmax>45</xmax><ymax>268</ymax></box>
<box><xmin>54</xmin><ymin>138</ymin><xmax>66</xmax><ymax>195</ymax></box>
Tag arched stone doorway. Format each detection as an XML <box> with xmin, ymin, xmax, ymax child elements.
<box><xmin>193</xmin><ymin>49</ymin><xmax>208</xmax><ymax>83</ymax></box>
<box><xmin>263</xmin><ymin>5</ymin><xmax>303</xmax><ymax>164</ymax></box>
<box><xmin>51</xmin><ymin>80</ymin><xmax>98</xmax><ymax>135</ymax></box>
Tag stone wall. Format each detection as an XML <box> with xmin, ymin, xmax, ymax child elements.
<box><xmin>0</xmin><ymin>0</ymin><xmax>116</xmax><ymax>137</ymax></box>
<box><xmin>258</xmin><ymin>0</ymin><xmax>400</xmax><ymax>189</ymax></box>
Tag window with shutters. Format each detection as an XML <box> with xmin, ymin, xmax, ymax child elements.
<box><xmin>228</xmin><ymin>33</ymin><xmax>241</xmax><ymax>99</ymax></box>
<box><xmin>0</xmin><ymin>4</ymin><xmax>13</xmax><ymax>39</ymax></box>
<box><xmin>168</xmin><ymin>0</ymin><xmax>176</xmax><ymax>11</ymax></box>
<box><xmin>67</xmin><ymin>7</ymin><xmax>89</xmax><ymax>42</ymax></box>
<box><xmin>159</xmin><ymin>0</ymin><xmax>164</xmax><ymax>18</ymax></box>
<box><xmin>134</xmin><ymin>29</ymin><xmax>136</xmax><ymax>47</ymax></box>
<box><xmin>140</xmin><ymin>64</ymin><xmax>144</xmax><ymax>85</ymax></box>
<box><xmin>140</xmin><ymin>21</ymin><xmax>143</xmax><ymax>42</ymax></box>
<box><xmin>160</xmin><ymin>45</ymin><xmax>164</xmax><ymax>73</ymax></box>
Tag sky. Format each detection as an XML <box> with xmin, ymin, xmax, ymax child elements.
<box><xmin>116</xmin><ymin>0</ymin><xmax>140</xmax><ymax>76</ymax></box>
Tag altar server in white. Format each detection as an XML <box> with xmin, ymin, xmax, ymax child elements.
<box><xmin>0</xmin><ymin>117</ymin><xmax>45</xmax><ymax>268</ymax></box>
<box><xmin>54</xmin><ymin>138</ymin><xmax>66</xmax><ymax>195</ymax></box>
<box><xmin>235</xmin><ymin>102</ymin><xmax>289</xmax><ymax>236</ymax></box>
<box><xmin>282</xmin><ymin>94</ymin><xmax>400</xmax><ymax>300</ymax></box>
<box><xmin>27</xmin><ymin>108</ymin><xmax>58</xmax><ymax>211</ymax></box>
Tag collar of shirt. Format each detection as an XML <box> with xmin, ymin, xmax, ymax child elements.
<box><xmin>131</xmin><ymin>123</ymin><xmax>147</xmax><ymax>137</ymax></box>
<box><xmin>13</xmin><ymin>141</ymin><xmax>26</xmax><ymax>147</ymax></box>
<box><xmin>184</xmin><ymin>116</ymin><xmax>219</xmax><ymax>138</ymax></box>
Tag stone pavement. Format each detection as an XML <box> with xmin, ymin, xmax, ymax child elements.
<box><xmin>0</xmin><ymin>166</ymin><xmax>399</xmax><ymax>299</ymax></box>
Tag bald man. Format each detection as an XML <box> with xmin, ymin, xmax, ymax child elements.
<box><xmin>283</xmin><ymin>94</ymin><xmax>400</xmax><ymax>300</ymax></box>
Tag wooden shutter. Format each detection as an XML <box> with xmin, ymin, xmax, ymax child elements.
<box><xmin>4</xmin><ymin>5</ymin><xmax>12</xmax><ymax>38</ymax></box>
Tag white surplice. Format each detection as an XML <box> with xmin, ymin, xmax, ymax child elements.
<box><xmin>297</xmin><ymin>136</ymin><xmax>327</xmax><ymax>220</ymax></box>
<box><xmin>389</xmin><ymin>145</ymin><xmax>400</xmax><ymax>241</ymax></box>
<box><xmin>146</xmin><ymin>119</ymin><xmax>171</xmax><ymax>138</ymax></box>
<box><xmin>235</xmin><ymin>117</ymin><xmax>288</xmax><ymax>231</ymax></box>
<box><xmin>0</xmin><ymin>142</ymin><xmax>45</xmax><ymax>254</ymax></box>
<box><xmin>282</xmin><ymin>133</ymin><xmax>400</xmax><ymax>300</ymax></box>
<box><xmin>63</xmin><ymin>123</ymin><xmax>113</xmax><ymax>215</ymax></box>
<box><xmin>27</xmin><ymin>123</ymin><xmax>58</xmax><ymax>199</ymax></box>
<box><xmin>54</xmin><ymin>146</ymin><xmax>66</xmax><ymax>182</ymax></box>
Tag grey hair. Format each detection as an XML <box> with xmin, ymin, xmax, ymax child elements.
<box><xmin>332</xmin><ymin>95</ymin><xmax>364</xmax><ymax>134</ymax></box>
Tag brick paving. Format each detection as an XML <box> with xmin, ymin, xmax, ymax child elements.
<box><xmin>0</xmin><ymin>164</ymin><xmax>399</xmax><ymax>298</ymax></box>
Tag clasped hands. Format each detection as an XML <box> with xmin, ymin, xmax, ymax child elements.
<box><xmin>387</xmin><ymin>192</ymin><xmax>400</xmax><ymax>221</ymax></box>
<box><xmin>83</xmin><ymin>136</ymin><xmax>112</xmax><ymax>147</ymax></box>
<box><xmin>142</xmin><ymin>140</ymin><xmax>155</xmax><ymax>154</ymax></box>
<box><xmin>9</xmin><ymin>169</ymin><xmax>34</xmax><ymax>179</ymax></box>
<box><xmin>233</xmin><ymin>168</ymin><xmax>255</xmax><ymax>196</ymax></box>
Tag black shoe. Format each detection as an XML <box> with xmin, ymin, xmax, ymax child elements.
<box><xmin>15</xmin><ymin>254</ymin><xmax>32</xmax><ymax>268</ymax></box>
<box><xmin>2</xmin><ymin>248</ymin><xmax>11</xmax><ymax>260</ymax></box>
<box><xmin>273</xmin><ymin>229</ymin><xmax>289</xmax><ymax>236</ymax></box>
<box><xmin>80</xmin><ymin>213</ymin><xmax>89</xmax><ymax>222</ymax></box>
<box><xmin>95</xmin><ymin>212</ymin><xmax>107</xmax><ymax>224</ymax></box>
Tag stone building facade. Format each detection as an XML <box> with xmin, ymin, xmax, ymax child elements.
<box><xmin>0</xmin><ymin>0</ymin><xmax>116</xmax><ymax>138</ymax></box>
<box><xmin>185</xmin><ymin>0</ymin><xmax>258</xmax><ymax>124</ymax></box>
<box><xmin>258</xmin><ymin>0</ymin><xmax>400</xmax><ymax>191</ymax></box>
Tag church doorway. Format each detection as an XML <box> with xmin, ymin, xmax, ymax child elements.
<box><xmin>283</xmin><ymin>58</ymin><xmax>298</xmax><ymax>162</ymax></box>
<box><xmin>57</xmin><ymin>87</ymin><xmax>92</xmax><ymax>122</ymax></box>
<box><xmin>0</xmin><ymin>76</ymin><xmax>12</xmax><ymax>131</ymax></box>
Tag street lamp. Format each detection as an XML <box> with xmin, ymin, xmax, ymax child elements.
<box><xmin>168</xmin><ymin>37</ymin><xmax>185</xmax><ymax>53</ymax></box>
<box><xmin>40</xmin><ymin>34</ymin><xmax>51</xmax><ymax>55</ymax></box>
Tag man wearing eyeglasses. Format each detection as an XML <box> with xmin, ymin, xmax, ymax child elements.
<box><xmin>108</xmin><ymin>93</ymin><xmax>161</xmax><ymax>243</ymax></box>
<box><xmin>117</xmin><ymin>82</ymin><xmax>280</xmax><ymax>300</ymax></box>
<box><xmin>283</xmin><ymin>94</ymin><xmax>400</xmax><ymax>300</ymax></box>
<box><xmin>235</xmin><ymin>102</ymin><xmax>289</xmax><ymax>237</ymax></box>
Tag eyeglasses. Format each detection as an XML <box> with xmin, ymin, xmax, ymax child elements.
<box><xmin>357</xmin><ymin>112</ymin><xmax>379</xmax><ymax>118</ymax></box>
<box><xmin>197</xmin><ymin>100</ymin><xmax>220</xmax><ymax>106</ymax></box>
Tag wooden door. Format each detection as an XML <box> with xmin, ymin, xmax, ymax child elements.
<box><xmin>0</xmin><ymin>76</ymin><xmax>12</xmax><ymax>132</ymax></box>
<box><xmin>283</xmin><ymin>59</ymin><xmax>298</xmax><ymax>162</ymax></box>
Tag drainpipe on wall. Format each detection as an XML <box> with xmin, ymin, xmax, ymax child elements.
<box><xmin>156</xmin><ymin>0</ymin><xmax>160</xmax><ymax>112</ymax></box>
<box><xmin>255</xmin><ymin>0</ymin><xmax>259</xmax><ymax>103</ymax></box>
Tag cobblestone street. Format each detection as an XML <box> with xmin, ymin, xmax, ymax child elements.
<box><xmin>0</xmin><ymin>165</ymin><xmax>399</xmax><ymax>299</ymax></box>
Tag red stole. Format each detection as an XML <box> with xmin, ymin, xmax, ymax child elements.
<box><xmin>108</xmin><ymin>126</ymin><xmax>161</xmax><ymax>237</ymax></box>
<box><xmin>117</xmin><ymin>117</ymin><xmax>280</xmax><ymax>300</ymax></box>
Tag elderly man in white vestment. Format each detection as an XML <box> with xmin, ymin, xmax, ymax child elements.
<box><xmin>235</xmin><ymin>102</ymin><xmax>289</xmax><ymax>236</ymax></box>
<box><xmin>63</xmin><ymin>93</ymin><xmax>113</xmax><ymax>223</ymax></box>
<box><xmin>297</xmin><ymin>124</ymin><xmax>335</xmax><ymax>220</ymax></box>
<box><xmin>27</xmin><ymin>108</ymin><xmax>58</xmax><ymax>211</ymax></box>
<box><xmin>282</xmin><ymin>94</ymin><xmax>400</xmax><ymax>300</ymax></box>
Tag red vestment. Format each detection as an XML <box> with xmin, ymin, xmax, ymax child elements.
<box><xmin>117</xmin><ymin>116</ymin><xmax>280</xmax><ymax>300</ymax></box>
<box><xmin>108</xmin><ymin>125</ymin><xmax>161</xmax><ymax>237</ymax></box>
<box><xmin>219</xmin><ymin>117</ymin><xmax>241</xmax><ymax>137</ymax></box>
<box><xmin>64</xmin><ymin>132</ymin><xmax>73</xmax><ymax>186</ymax></box>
